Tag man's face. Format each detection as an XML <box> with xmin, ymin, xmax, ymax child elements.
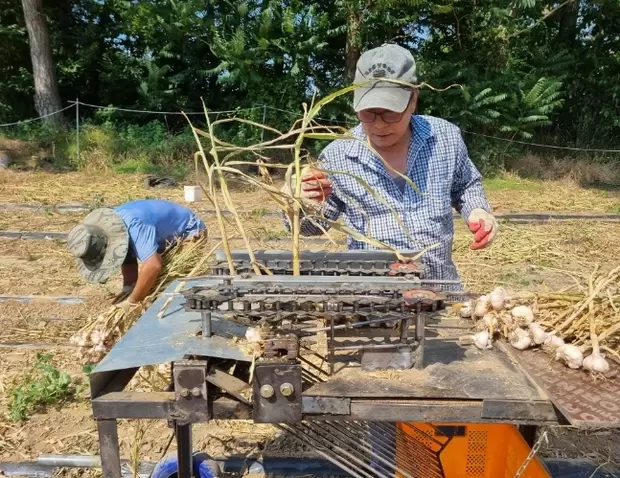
<box><xmin>358</xmin><ymin>90</ymin><xmax>417</xmax><ymax>149</ymax></box>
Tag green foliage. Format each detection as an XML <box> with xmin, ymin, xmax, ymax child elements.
<box><xmin>8</xmin><ymin>353</ymin><xmax>76</xmax><ymax>422</ymax></box>
<box><xmin>1</xmin><ymin>0</ymin><xmax>618</xmax><ymax>174</ymax></box>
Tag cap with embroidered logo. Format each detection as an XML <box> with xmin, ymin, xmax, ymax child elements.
<box><xmin>353</xmin><ymin>44</ymin><xmax>417</xmax><ymax>113</ymax></box>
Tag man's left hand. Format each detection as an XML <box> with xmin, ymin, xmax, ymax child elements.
<box><xmin>467</xmin><ymin>208</ymin><xmax>498</xmax><ymax>250</ymax></box>
<box><xmin>115</xmin><ymin>298</ymin><xmax>142</xmax><ymax>315</ymax></box>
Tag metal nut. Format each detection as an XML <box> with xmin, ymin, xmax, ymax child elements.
<box><xmin>179</xmin><ymin>388</ymin><xmax>190</xmax><ymax>398</ymax></box>
<box><xmin>260</xmin><ymin>384</ymin><xmax>275</xmax><ymax>398</ymax></box>
<box><xmin>280</xmin><ymin>382</ymin><xmax>294</xmax><ymax>397</ymax></box>
<box><xmin>191</xmin><ymin>387</ymin><xmax>202</xmax><ymax>397</ymax></box>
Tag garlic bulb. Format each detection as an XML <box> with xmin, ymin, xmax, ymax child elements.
<box><xmin>555</xmin><ymin>344</ymin><xmax>583</xmax><ymax>369</ymax></box>
<box><xmin>509</xmin><ymin>328</ymin><xmax>532</xmax><ymax>350</ymax></box>
<box><xmin>473</xmin><ymin>331</ymin><xmax>491</xmax><ymax>350</ymax></box>
<box><xmin>245</xmin><ymin>327</ymin><xmax>263</xmax><ymax>343</ymax></box>
<box><xmin>460</xmin><ymin>300</ymin><xmax>473</xmax><ymax>319</ymax></box>
<box><xmin>474</xmin><ymin>296</ymin><xmax>490</xmax><ymax>317</ymax></box>
<box><xmin>511</xmin><ymin>306</ymin><xmax>534</xmax><ymax>327</ymax></box>
<box><xmin>90</xmin><ymin>330</ymin><xmax>102</xmax><ymax>344</ymax></box>
<box><xmin>543</xmin><ymin>334</ymin><xmax>564</xmax><ymax>350</ymax></box>
<box><xmin>489</xmin><ymin>287</ymin><xmax>507</xmax><ymax>311</ymax></box>
<box><xmin>528</xmin><ymin>323</ymin><xmax>548</xmax><ymax>345</ymax></box>
<box><xmin>583</xmin><ymin>353</ymin><xmax>610</xmax><ymax>374</ymax></box>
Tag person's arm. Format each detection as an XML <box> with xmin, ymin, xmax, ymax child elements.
<box><xmin>125</xmin><ymin>222</ymin><xmax>161</xmax><ymax>303</ymax></box>
<box><xmin>128</xmin><ymin>252</ymin><xmax>162</xmax><ymax>303</ymax></box>
<box><xmin>450</xmin><ymin>134</ymin><xmax>492</xmax><ymax>220</ymax></box>
<box><xmin>450</xmin><ymin>133</ymin><xmax>498</xmax><ymax>249</ymax></box>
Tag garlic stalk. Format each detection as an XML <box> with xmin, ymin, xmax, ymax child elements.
<box><xmin>483</xmin><ymin>313</ymin><xmax>498</xmax><ymax>337</ymax></box>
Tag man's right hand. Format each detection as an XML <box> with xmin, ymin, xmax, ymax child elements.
<box><xmin>300</xmin><ymin>168</ymin><xmax>332</xmax><ymax>201</ymax></box>
<box><xmin>281</xmin><ymin>167</ymin><xmax>333</xmax><ymax>207</ymax></box>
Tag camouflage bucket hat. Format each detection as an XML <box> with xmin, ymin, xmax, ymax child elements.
<box><xmin>67</xmin><ymin>208</ymin><xmax>129</xmax><ymax>284</ymax></box>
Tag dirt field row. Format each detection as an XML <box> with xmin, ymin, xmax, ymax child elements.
<box><xmin>1</xmin><ymin>169</ymin><xmax>619</xmax><ymax>475</ymax></box>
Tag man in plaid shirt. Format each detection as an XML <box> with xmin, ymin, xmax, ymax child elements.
<box><xmin>282</xmin><ymin>43</ymin><xmax>498</xmax><ymax>288</ymax></box>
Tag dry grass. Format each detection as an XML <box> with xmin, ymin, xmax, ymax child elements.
<box><xmin>1</xmin><ymin>149</ymin><xmax>620</xmax><ymax>471</ymax></box>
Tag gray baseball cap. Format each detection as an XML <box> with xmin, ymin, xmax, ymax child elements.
<box><xmin>67</xmin><ymin>208</ymin><xmax>129</xmax><ymax>284</ymax></box>
<box><xmin>353</xmin><ymin>44</ymin><xmax>417</xmax><ymax>113</ymax></box>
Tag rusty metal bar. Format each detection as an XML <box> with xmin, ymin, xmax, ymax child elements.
<box><xmin>96</xmin><ymin>420</ymin><xmax>121</xmax><ymax>478</ymax></box>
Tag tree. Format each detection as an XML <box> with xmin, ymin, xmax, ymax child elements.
<box><xmin>21</xmin><ymin>0</ymin><xmax>65</xmax><ymax>127</ymax></box>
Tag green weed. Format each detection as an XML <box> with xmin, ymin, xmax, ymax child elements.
<box><xmin>8</xmin><ymin>353</ymin><xmax>77</xmax><ymax>422</ymax></box>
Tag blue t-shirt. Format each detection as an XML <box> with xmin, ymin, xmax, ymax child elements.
<box><xmin>114</xmin><ymin>199</ymin><xmax>206</xmax><ymax>261</ymax></box>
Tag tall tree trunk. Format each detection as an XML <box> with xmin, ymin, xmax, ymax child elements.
<box><xmin>344</xmin><ymin>8</ymin><xmax>362</xmax><ymax>83</ymax></box>
<box><xmin>557</xmin><ymin>0</ymin><xmax>579</xmax><ymax>48</ymax></box>
<box><xmin>21</xmin><ymin>0</ymin><xmax>65</xmax><ymax>128</ymax></box>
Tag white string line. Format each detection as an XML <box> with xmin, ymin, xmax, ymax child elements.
<box><xmin>71</xmin><ymin>100</ymin><xmax>262</xmax><ymax>115</ymax></box>
<box><xmin>0</xmin><ymin>104</ymin><xmax>76</xmax><ymax>128</ymax></box>
<box><xmin>463</xmin><ymin>130</ymin><xmax>620</xmax><ymax>153</ymax></box>
<box><xmin>2</xmin><ymin>99</ymin><xmax>619</xmax><ymax>153</ymax></box>
<box><xmin>264</xmin><ymin>105</ymin><xmax>351</xmax><ymax>124</ymax></box>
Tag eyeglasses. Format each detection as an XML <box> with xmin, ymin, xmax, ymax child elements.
<box><xmin>357</xmin><ymin>109</ymin><xmax>407</xmax><ymax>124</ymax></box>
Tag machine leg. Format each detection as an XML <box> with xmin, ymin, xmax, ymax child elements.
<box><xmin>519</xmin><ymin>425</ymin><xmax>538</xmax><ymax>448</ymax></box>
<box><xmin>97</xmin><ymin>419</ymin><xmax>122</xmax><ymax>478</ymax></box>
<box><xmin>414</xmin><ymin>313</ymin><xmax>425</xmax><ymax>370</ymax></box>
<box><xmin>175</xmin><ymin>422</ymin><xmax>193</xmax><ymax>478</ymax></box>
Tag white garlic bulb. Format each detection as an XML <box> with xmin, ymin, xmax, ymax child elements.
<box><xmin>511</xmin><ymin>306</ymin><xmax>534</xmax><ymax>327</ymax></box>
<box><xmin>583</xmin><ymin>353</ymin><xmax>610</xmax><ymax>374</ymax></box>
<box><xmin>473</xmin><ymin>331</ymin><xmax>491</xmax><ymax>350</ymax></box>
<box><xmin>543</xmin><ymin>334</ymin><xmax>564</xmax><ymax>351</ymax></box>
<box><xmin>474</xmin><ymin>296</ymin><xmax>490</xmax><ymax>317</ymax></box>
<box><xmin>460</xmin><ymin>300</ymin><xmax>473</xmax><ymax>319</ymax></box>
<box><xmin>555</xmin><ymin>344</ymin><xmax>583</xmax><ymax>369</ymax></box>
<box><xmin>245</xmin><ymin>327</ymin><xmax>263</xmax><ymax>343</ymax></box>
<box><xmin>509</xmin><ymin>328</ymin><xmax>532</xmax><ymax>350</ymax></box>
<box><xmin>528</xmin><ymin>323</ymin><xmax>548</xmax><ymax>345</ymax></box>
<box><xmin>489</xmin><ymin>287</ymin><xmax>507</xmax><ymax>311</ymax></box>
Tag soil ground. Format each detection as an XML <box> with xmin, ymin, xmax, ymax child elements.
<box><xmin>0</xmin><ymin>165</ymin><xmax>619</xmax><ymax>476</ymax></box>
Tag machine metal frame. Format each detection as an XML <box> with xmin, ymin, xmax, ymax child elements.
<box><xmin>89</xmin><ymin>250</ymin><xmax>620</xmax><ymax>478</ymax></box>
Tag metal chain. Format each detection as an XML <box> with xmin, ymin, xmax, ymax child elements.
<box><xmin>513</xmin><ymin>430</ymin><xmax>548</xmax><ymax>478</ymax></box>
<box><xmin>212</xmin><ymin>260</ymin><xmax>423</xmax><ymax>278</ymax></box>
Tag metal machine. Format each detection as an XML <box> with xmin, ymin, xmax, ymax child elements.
<box><xmin>89</xmin><ymin>250</ymin><xmax>620</xmax><ymax>478</ymax></box>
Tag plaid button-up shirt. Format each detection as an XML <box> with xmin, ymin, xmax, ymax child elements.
<box><xmin>284</xmin><ymin>114</ymin><xmax>492</xmax><ymax>285</ymax></box>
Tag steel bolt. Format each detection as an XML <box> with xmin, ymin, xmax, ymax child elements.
<box><xmin>280</xmin><ymin>382</ymin><xmax>294</xmax><ymax>397</ymax></box>
<box><xmin>179</xmin><ymin>388</ymin><xmax>190</xmax><ymax>398</ymax></box>
<box><xmin>260</xmin><ymin>384</ymin><xmax>275</xmax><ymax>398</ymax></box>
<box><xmin>191</xmin><ymin>387</ymin><xmax>202</xmax><ymax>397</ymax></box>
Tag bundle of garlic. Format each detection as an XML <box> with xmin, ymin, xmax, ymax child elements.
<box><xmin>464</xmin><ymin>264</ymin><xmax>620</xmax><ymax>376</ymax></box>
<box><xmin>70</xmin><ymin>304</ymin><xmax>142</xmax><ymax>362</ymax></box>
